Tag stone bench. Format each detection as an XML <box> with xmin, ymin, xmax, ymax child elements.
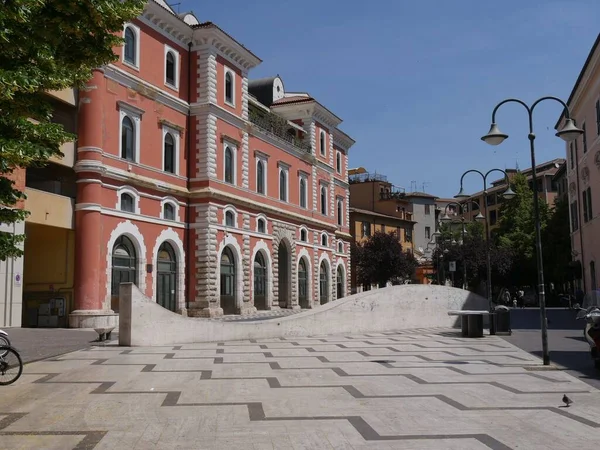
<box><xmin>94</xmin><ymin>327</ymin><xmax>115</xmax><ymax>342</ymax></box>
<box><xmin>448</xmin><ymin>310</ymin><xmax>493</xmax><ymax>338</ymax></box>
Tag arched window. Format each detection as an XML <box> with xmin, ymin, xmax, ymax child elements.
<box><xmin>319</xmin><ymin>261</ymin><xmax>329</xmax><ymax>304</ymax></box>
<box><xmin>257</xmin><ymin>160</ymin><xmax>265</xmax><ymax>194</ymax></box>
<box><xmin>257</xmin><ymin>218</ymin><xmax>266</xmax><ymax>233</ymax></box>
<box><xmin>220</xmin><ymin>247</ymin><xmax>236</xmax><ymax>314</ymax></box>
<box><xmin>320</xmin><ymin>186</ymin><xmax>327</xmax><ymax>215</ymax></box>
<box><xmin>120</xmin><ymin>193</ymin><xmax>135</xmax><ymax>212</ymax></box>
<box><xmin>320</xmin><ymin>131</ymin><xmax>326</xmax><ymax>156</ymax></box>
<box><xmin>298</xmin><ymin>258</ymin><xmax>308</xmax><ymax>308</ymax></box>
<box><xmin>279</xmin><ymin>170</ymin><xmax>287</xmax><ymax>201</ymax></box>
<box><xmin>299</xmin><ymin>178</ymin><xmax>307</xmax><ymax>208</ymax></box>
<box><xmin>321</xmin><ymin>234</ymin><xmax>328</xmax><ymax>247</ymax></box>
<box><xmin>111</xmin><ymin>235</ymin><xmax>137</xmax><ymax>296</ymax></box>
<box><xmin>225</xmin><ymin>71</ymin><xmax>234</xmax><ymax>104</ymax></box>
<box><xmin>164</xmin><ymin>132</ymin><xmax>175</xmax><ymax>173</ymax></box>
<box><xmin>253</xmin><ymin>252</ymin><xmax>267</xmax><ymax>310</ymax></box>
<box><xmin>337</xmin><ymin>199</ymin><xmax>343</xmax><ymax>226</ymax></box>
<box><xmin>338</xmin><ymin>241</ymin><xmax>343</xmax><ymax>253</ymax></box>
<box><xmin>336</xmin><ymin>152</ymin><xmax>342</xmax><ymax>173</ymax></box>
<box><xmin>225</xmin><ymin>210</ymin><xmax>235</xmax><ymax>227</ymax></box>
<box><xmin>124</xmin><ymin>27</ymin><xmax>136</xmax><ymax>65</ymax></box>
<box><xmin>163</xmin><ymin>203</ymin><xmax>175</xmax><ymax>220</ymax></box>
<box><xmin>300</xmin><ymin>229</ymin><xmax>307</xmax><ymax>242</ymax></box>
<box><xmin>166</xmin><ymin>52</ymin><xmax>175</xmax><ymax>86</ymax></box>
<box><xmin>224</xmin><ymin>146</ymin><xmax>234</xmax><ymax>184</ymax></box>
<box><xmin>157</xmin><ymin>242</ymin><xmax>177</xmax><ymax>312</ymax></box>
<box><xmin>121</xmin><ymin>116</ymin><xmax>135</xmax><ymax>161</ymax></box>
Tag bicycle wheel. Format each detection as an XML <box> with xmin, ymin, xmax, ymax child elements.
<box><xmin>0</xmin><ymin>335</ymin><xmax>9</xmax><ymax>358</ymax></box>
<box><xmin>0</xmin><ymin>346</ymin><xmax>23</xmax><ymax>386</ymax></box>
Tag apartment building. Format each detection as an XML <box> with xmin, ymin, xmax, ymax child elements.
<box><xmin>557</xmin><ymin>33</ymin><xmax>600</xmax><ymax>294</ymax></box>
<box><xmin>1</xmin><ymin>0</ymin><xmax>355</xmax><ymax>328</ymax></box>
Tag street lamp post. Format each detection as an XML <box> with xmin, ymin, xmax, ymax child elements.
<box><xmin>454</xmin><ymin>171</ymin><xmax>516</xmax><ymax>336</ymax></box>
<box><xmin>481</xmin><ymin>96</ymin><xmax>583</xmax><ymax>365</ymax></box>
<box><xmin>441</xmin><ymin>201</ymin><xmax>484</xmax><ymax>290</ymax></box>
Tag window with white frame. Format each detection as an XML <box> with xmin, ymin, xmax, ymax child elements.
<box><xmin>225</xmin><ymin>210</ymin><xmax>235</xmax><ymax>227</ymax></box>
<box><xmin>163</xmin><ymin>203</ymin><xmax>175</xmax><ymax>220</ymax></box>
<box><xmin>337</xmin><ymin>198</ymin><xmax>343</xmax><ymax>226</ymax></box>
<box><xmin>299</xmin><ymin>176</ymin><xmax>307</xmax><ymax>208</ymax></box>
<box><xmin>225</xmin><ymin>68</ymin><xmax>235</xmax><ymax>106</ymax></box>
<box><xmin>279</xmin><ymin>165</ymin><xmax>289</xmax><ymax>202</ymax></box>
<box><xmin>224</xmin><ymin>144</ymin><xmax>236</xmax><ymax>184</ymax></box>
<box><xmin>257</xmin><ymin>217</ymin><xmax>266</xmax><ymax>233</ymax></box>
<box><xmin>320</xmin><ymin>130</ymin><xmax>326</xmax><ymax>156</ymax></box>
<box><xmin>256</xmin><ymin>159</ymin><xmax>266</xmax><ymax>195</ymax></box>
<box><xmin>119</xmin><ymin>103</ymin><xmax>142</xmax><ymax>163</ymax></box>
<box><xmin>300</xmin><ymin>228</ymin><xmax>308</xmax><ymax>242</ymax></box>
<box><xmin>123</xmin><ymin>24</ymin><xmax>140</xmax><ymax>68</ymax></box>
<box><xmin>320</xmin><ymin>185</ymin><xmax>328</xmax><ymax>215</ymax></box>
<box><xmin>164</xmin><ymin>45</ymin><xmax>179</xmax><ymax>89</ymax></box>
<box><xmin>338</xmin><ymin>241</ymin><xmax>343</xmax><ymax>253</ymax></box>
<box><xmin>336</xmin><ymin>151</ymin><xmax>342</xmax><ymax>173</ymax></box>
<box><xmin>321</xmin><ymin>233</ymin><xmax>328</xmax><ymax>247</ymax></box>
<box><xmin>163</xmin><ymin>127</ymin><xmax>179</xmax><ymax>174</ymax></box>
<box><xmin>117</xmin><ymin>187</ymin><xmax>140</xmax><ymax>214</ymax></box>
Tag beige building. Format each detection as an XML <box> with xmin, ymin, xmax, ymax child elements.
<box><xmin>556</xmin><ymin>33</ymin><xmax>600</xmax><ymax>293</ymax></box>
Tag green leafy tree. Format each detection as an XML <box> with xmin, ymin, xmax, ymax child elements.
<box><xmin>495</xmin><ymin>173</ymin><xmax>550</xmax><ymax>286</ymax></box>
<box><xmin>354</xmin><ymin>231</ymin><xmax>417</xmax><ymax>287</ymax></box>
<box><xmin>0</xmin><ymin>0</ymin><xmax>145</xmax><ymax>259</ymax></box>
<box><xmin>542</xmin><ymin>196</ymin><xmax>572</xmax><ymax>292</ymax></box>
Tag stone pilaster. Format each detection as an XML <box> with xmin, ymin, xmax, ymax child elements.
<box><xmin>241</xmin><ymin>131</ymin><xmax>249</xmax><ymax>189</ymax></box>
<box><xmin>313</xmin><ymin>232</ymin><xmax>319</xmax><ymax>305</ymax></box>
<box><xmin>240</xmin><ymin>225</ymin><xmax>255</xmax><ymax>315</ymax></box>
<box><xmin>195</xmin><ymin>113</ymin><xmax>217</xmax><ymax>180</ymax></box>
<box><xmin>196</xmin><ymin>47</ymin><xmax>217</xmax><ymax>104</ymax></box>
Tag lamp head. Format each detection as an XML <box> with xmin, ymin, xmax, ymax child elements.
<box><xmin>454</xmin><ymin>187</ymin><xmax>469</xmax><ymax>200</ymax></box>
<box><xmin>475</xmin><ymin>212</ymin><xmax>485</xmax><ymax>222</ymax></box>
<box><xmin>502</xmin><ymin>186</ymin><xmax>516</xmax><ymax>200</ymax></box>
<box><xmin>481</xmin><ymin>123</ymin><xmax>508</xmax><ymax>146</ymax></box>
<box><xmin>556</xmin><ymin>118</ymin><xmax>584</xmax><ymax>142</ymax></box>
<box><xmin>441</xmin><ymin>213</ymin><xmax>452</xmax><ymax>222</ymax></box>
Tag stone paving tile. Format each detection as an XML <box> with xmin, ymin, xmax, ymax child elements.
<box><xmin>1</xmin><ymin>327</ymin><xmax>599</xmax><ymax>449</ymax></box>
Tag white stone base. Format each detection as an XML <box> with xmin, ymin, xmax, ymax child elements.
<box><xmin>69</xmin><ymin>310</ymin><xmax>119</xmax><ymax>329</ymax></box>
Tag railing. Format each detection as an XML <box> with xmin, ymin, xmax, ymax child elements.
<box><xmin>349</xmin><ymin>172</ymin><xmax>388</xmax><ymax>183</ymax></box>
<box><xmin>249</xmin><ymin>108</ymin><xmax>311</xmax><ymax>152</ymax></box>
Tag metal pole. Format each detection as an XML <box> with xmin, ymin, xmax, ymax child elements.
<box><xmin>529</xmin><ymin>132</ymin><xmax>549</xmax><ymax>365</ymax></box>
<box><xmin>462</xmin><ymin>217</ymin><xmax>467</xmax><ymax>290</ymax></box>
<box><xmin>482</xmin><ymin>185</ymin><xmax>495</xmax><ymax>335</ymax></box>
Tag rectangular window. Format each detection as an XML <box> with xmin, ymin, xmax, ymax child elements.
<box><xmin>583</xmin><ymin>122</ymin><xmax>588</xmax><ymax>153</ymax></box>
<box><xmin>425</xmin><ymin>226</ymin><xmax>431</xmax><ymax>240</ymax></box>
<box><xmin>381</xmin><ymin>224</ymin><xmax>386</xmax><ymax>233</ymax></box>
<box><xmin>361</xmin><ymin>221</ymin><xmax>371</xmax><ymax>238</ymax></box>
<box><xmin>299</xmin><ymin>177</ymin><xmax>307</xmax><ymax>208</ymax></box>
<box><xmin>570</xmin><ymin>143</ymin><xmax>574</xmax><ymax>170</ymax></box>
<box><xmin>587</xmin><ymin>187</ymin><xmax>593</xmax><ymax>221</ymax></box>
<box><xmin>405</xmin><ymin>228</ymin><xmax>412</xmax><ymax>242</ymax></box>
<box><xmin>424</xmin><ymin>204</ymin><xmax>431</xmax><ymax>215</ymax></box>
<box><xmin>571</xmin><ymin>201</ymin><xmax>579</xmax><ymax>231</ymax></box>
<box><xmin>583</xmin><ymin>190</ymin><xmax>589</xmax><ymax>222</ymax></box>
<box><xmin>396</xmin><ymin>227</ymin><xmax>402</xmax><ymax>240</ymax></box>
<box><xmin>596</xmin><ymin>100</ymin><xmax>600</xmax><ymax>135</ymax></box>
<box><xmin>487</xmin><ymin>194</ymin><xmax>496</xmax><ymax>206</ymax></box>
<box><xmin>490</xmin><ymin>210</ymin><xmax>497</xmax><ymax>226</ymax></box>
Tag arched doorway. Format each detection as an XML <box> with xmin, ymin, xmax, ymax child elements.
<box><xmin>254</xmin><ymin>252</ymin><xmax>267</xmax><ymax>310</ymax></box>
<box><xmin>157</xmin><ymin>242</ymin><xmax>177</xmax><ymax>312</ymax></box>
<box><xmin>220</xmin><ymin>247</ymin><xmax>236</xmax><ymax>314</ymax></box>
<box><xmin>298</xmin><ymin>258</ymin><xmax>309</xmax><ymax>309</ymax></box>
<box><xmin>336</xmin><ymin>265</ymin><xmax>344</xmax><ymax>299</ymax></box>
<box><xmin>319</xmin><ymin>261</ymin><xmax>329</xmax><ymax>305</ymax></box>
<box><xmin>111</xmin><ymin>235</ymin><xmax>137</xmax><ymax>312</ymax></box>
<box><xmin>278</xmin><ymin>242</ymin><xmax>290</xmax><ymax>308</ymax></box>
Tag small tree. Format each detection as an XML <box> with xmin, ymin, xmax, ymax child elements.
<box><xmin>354</xmin><ymin>231</ymin><xmax>417</xmax><ymax>287</ymax></box>
<box><xmin>0</xmin><ymin>0</ymin><xmax>145</xmax><ymax>259</ymax></box>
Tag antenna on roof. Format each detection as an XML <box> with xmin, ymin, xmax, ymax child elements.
<box><xmin>410</xmin><ymin>181</ymin><xmax>417</xmax><ymax>192</ymax></box>
<box><xmin>168</xmin><ymin>2</ymin><xmax>181</xmax><ymax>13</ymax></box>
<box><xmin>421</xmin><ymin>181</ymin><xmax>430</xmax><ymax>192</ymax></box>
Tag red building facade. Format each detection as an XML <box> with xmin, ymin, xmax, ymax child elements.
<box><xmin>70</xmin><ymin>1</ymin><xmax>354</xmax><ymax>327</ymax></box>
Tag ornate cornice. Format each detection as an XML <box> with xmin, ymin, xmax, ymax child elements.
<box><xmin>192</xmin><ymin>27</ymin><xmax>261</xmax><ymax>70</ymax></box>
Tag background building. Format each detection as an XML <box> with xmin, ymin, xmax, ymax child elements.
<box><xmin>404</xmin><ymin>192</ymin><xmax>438</xmax><ymax>257</ymax></box>
<box><xmin>557</xmin><ymin>33</ymin><xmax>600</xmax><ymax>294</ymax></box>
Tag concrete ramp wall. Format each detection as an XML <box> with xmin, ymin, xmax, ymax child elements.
<box><xmin>118</xmin><ymin>283</ymin><xmax>488</xmax><ymax>346</ymax></box>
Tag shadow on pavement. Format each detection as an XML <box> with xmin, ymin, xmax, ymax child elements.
<box><xmin>510</xmin><ymin>308</ymin><xmax>581</xmax><ymax>330</ymax></box>
<box><xmin>532</xmin><ymin>349</ymin><xmax>599</xmax><ymax>382</ymax></box>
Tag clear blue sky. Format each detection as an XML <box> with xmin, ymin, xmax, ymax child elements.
<box><xmin>176</xmin><ymin>0</ymin><xmax>599</xmax><ymax>197</ymax></box>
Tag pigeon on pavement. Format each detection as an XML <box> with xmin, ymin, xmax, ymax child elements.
<box><xmin>563</xmin><ymin>394</ymin><xmax>573</xmax><ymax>407</ymax></box>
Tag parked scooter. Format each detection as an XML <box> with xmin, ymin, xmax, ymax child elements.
<box><xmin>574</xmin><ymin>291</ymin><xmax>600</xmax><ymax>369</ymax></box>
<box><xmin>0</xmin><ymin>330</ymin><xmax>9</xmax><ymax>348</ymax></box>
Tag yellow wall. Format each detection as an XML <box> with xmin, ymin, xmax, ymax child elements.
<box><xmin>22</xmin><ymin>223</ymin><xmax>75</xmax><ymax>326</ymax></box>
<box><xmin>351</xmin><ymin>215</ymin><xmax>414</xmax><ymax>252</ymax></box>
<box><xmin>25</xmin><ymin>188</ymin><xmax>75</xmax><ymax>230</ymax></box>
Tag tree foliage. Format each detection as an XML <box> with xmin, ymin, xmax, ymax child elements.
<box><xmin>353</xmin><ymin>231</ymin><xmax>418</xmax><ymax>287</ymax></box>
<box><xmin>0</xmin><ymin>0</ymin><xmax>145</xmax><ymax>259</ymax></box>
<box><xmin>542</xmin><ymin>196</ymin><xmax>572</xmax><ymax>289</ymax></box>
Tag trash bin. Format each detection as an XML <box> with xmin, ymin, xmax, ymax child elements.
<box><xmin>495</xmin><ymin>305</ymin><xmax>511</xmax><ymax>335</ymax></box>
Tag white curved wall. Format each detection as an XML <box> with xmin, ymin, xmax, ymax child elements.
<box><xmin>119</xmin><ymin>283</ymin><xmax>488</xmax><ymax>346</ymax></box>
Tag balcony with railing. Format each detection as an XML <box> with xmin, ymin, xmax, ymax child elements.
<box><xmin>248</xmin><ymin>106</ymin><xmax>311</xmax><ymax>153</ymax></box>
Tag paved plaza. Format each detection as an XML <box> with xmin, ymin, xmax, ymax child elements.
<box><xmin>1</xmin><ymin>328</ymin><xmax>600</xmax><ymax>449</ymax></box>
